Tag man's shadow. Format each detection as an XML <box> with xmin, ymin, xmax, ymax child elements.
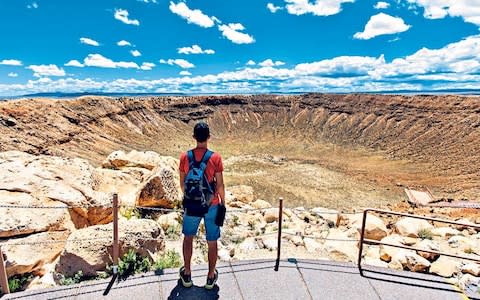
<box><xmin>168</xmin><ymin>279</ymin><xmax>220</xmax><ymax>300</ymax></box>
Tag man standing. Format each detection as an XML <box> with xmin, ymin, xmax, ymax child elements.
<box><xmin>178</xmin><ymin>122</ymin><xmax>225</xmax><ymax>289</ymax></box>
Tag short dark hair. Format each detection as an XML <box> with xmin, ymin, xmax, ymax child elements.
<box><xmin>193</xmin><ymin>122</ymin><xmax>210</xmax><ymax>142</ymax></box>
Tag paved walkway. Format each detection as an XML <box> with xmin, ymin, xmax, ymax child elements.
<box><xmin>3</xmin><ymin>259</ymin><xmax>478</xmax><ymax>300</ymax></box>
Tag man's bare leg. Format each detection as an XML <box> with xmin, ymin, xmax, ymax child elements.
<box><xmin>207</xmin><ymin>240</ymin><xmax>218</xmax><ymax>278</ymax></box>
<box><xmin>183</xmin><ymin>236</ymin><xmax>194</xmax><ymax>275</ymax></box>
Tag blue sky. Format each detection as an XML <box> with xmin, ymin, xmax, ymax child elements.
<box><xmin>0</xmin><ymin>0</ymin><xmax>480</xmax><ymax>95</ymax></box>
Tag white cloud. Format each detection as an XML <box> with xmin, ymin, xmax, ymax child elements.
<box><xmin>117</xmin><ymin>40</ymin><xmax>132</xmax><ymax>47</ymax></box>
<box><xmin>374</xmin><ymin>1</ymin><xmax>390</xmax><ymax>9</ymax></box>
<box><xmin>131</xmin><ymin>50</ymin><xmax>142</xmax><ymax>57</ymax></box>
<box><xmin>218</xmin><ymin>23</ymin><xmax>255</xmax><ymax>44</ymax></box>
<box><xmin>138</xmin><ymin>0</ymin><xmax>158</xmax><ymax>3</ymax></box>
<box><xmin>246</xmin><ymin>60</ymin><xmax>256</xmax><ymax>66</ymax></box>
<box><xmin>27</xmin><ymin>2</ymin><xmax>38</xmax><ymax>9</ymax></box>
<box><xmin>5</xmin><ymin>35</ymin><xmax>480</xmax><ymax>96</ymax></box>
<box><xmin>295</xmin><ymin>55</ymin><xmax>385</xmax><ymax>75</ymax></box>
<box><xmin>80</xmin><ymin>37</ymin><xmax>100</xmax><ymax>47</ymax></box>
<box><xmin>159</xmin><ymin>58</ymin><xmax>195</xmax><ymax>69</ymax></box>
<box><xmin>178</xmin><ymin>45</ymin><xmax>215</xmax><ymax>55</ymax></box>
<box><xmin>27</xmin><ymin>64</ymin><xmax>66</xmax><ymax>77</ymax></box>
<box><xmin>267</xmin><ymin>3</ymin><xmax>283</xmax><ymax>13</ymax></box>
<box><xmin>285</xmin><ymin>0</ymin><xmax>354</xmax><ymax>16</ymax></box>
<box><xmin>65</xmin><ymin>60</ymin><xmax>84</xmax><ymax>67</ymax></box>
<box><xmin>8</xmin><ymin>73</ymin><xmax>18</xmax><ymax>77</ymax></box>
<box><xmin>180</xmin><ymin>71</ymin><xmax>192</xmax><ymax>76</ymax></box>
<box><xmin>114</xmin><ymin>9</ymin><xmax>140</xmax><ymax>26</ymax></box>
<box><xmin>354</xmin><ymin>13</ymin><xmax>411</xmax><ymax>40</ymax></box>
<box><xmin>169</xmin><ymin>2</ymin><xmax>216</xmax><ymax>28</ymax></box>
<box><xmin>140</xmin><ymin>62</ymin><xmax>155</xmax><ymax>70</ymax></box>
<box><xmin>0</xmin><ymin>59</ymin><xmax>23</xmax><ymax>66</ymax></box>
<box><xmin>84</xmin><ymin>54</ymin><xmax>140</xmax><ymax>69</ymax></box>
<box><xmin>369</xmin><ymin>34</ymin><xmax>480</xmax><ymax>78</ymax></box>
<box><xmin>259</xmin><ymin>59</ymin><xmax>286</xmax><ymax>67</ymax></box>
<box><xmin>407</xmin><ymin>0</ymin><xmax>480</xmax><ymax>26</ymax></box>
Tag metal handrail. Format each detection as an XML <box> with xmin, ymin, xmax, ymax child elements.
<box><xmin>357</xmin><ymin>208</ymin><xmax>480</xmax><ymax>275</ymax></box>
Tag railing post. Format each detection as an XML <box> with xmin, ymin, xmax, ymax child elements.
<box><xmin>274</xmin><ymin>197</ymin><xmax>284</xmax><ymax>272</ymax></box>
<box><xmin>357</xmin><ymin>209</ymin><xmax>369</xmax><ymax>276</ymax></box>
<box><xmin>112</xmin><ymin>193</ymin><xmax>119</xmax><ymax>275</ymax></box>
<box><xmin>0</xmin><ymin>246</ymin><xmax>10</xmax><ymax>295</ymax></box>
<box><xmin>104</xmin><ymin>193</ymin><xmax>120</xmax><ymax>296</ymax></box>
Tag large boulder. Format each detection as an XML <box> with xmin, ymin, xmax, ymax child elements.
<box><xmin>431</xmin><ymin>227</ymin><xmax>461</xmax><ymax>239</ymax></box>
<box><xmin>311</xmin><ymin>207</ymin><xmax>339</xmax><ymax>227</ymax></box>
<box><xmin>251</xmin><ymin>199</ymin><xmax>271</xmax><ymax>209</ymax></box>
<box><xmin>462</xmin><ymin>263</ymin><xmax>480</xmax><ymax>276</ymax></box>
<box><xmin>395</xmin><ymin>217</ymin><xmax>433</xmax><ymax>238</ymax></box>
<box><xmin>135</xmin><ymin>166</ymin><xmax>181</xmax><ymax>208</ymax></box>
<box><xmin>447</xmin><ymin>235</ymin><xmax>477</xmax><ymax>252</ymax></box>
<box><xmin>386</xmin><ymin>250</ymin><xmax>430</xmax><ymax>272</ymax></box>
<box><xmin>0</xmin><ymin>151</ymin><xmax>114</xmax><ymax>229</ymax></box>
<box><xmin>404</xmin><ymin>253</ymin><xmax>431</xmax><ymax>272</ymax></box>
<box><xmin>415</xmin><ymin>239</ymin><xmax>440</xmax><ymax>261</ymax></box>
<box><xmin>102</xmin><ymin>150</ymin><xmax>178</xmax><ymax>172</ymax></box>
<box><xmin>344</xmin><ymin>214</ymin><xmax>388</xmax><ymax>241</ymax></box>
<box><xmin>0</xmin><ymin>190</ymin><xmax>74</xmax><ymax>238</ymax></box>
<box><xmin>227</xmin><ymin>185</ymin><xmax>254</xmax><ymax>204</ymax></box>
<box><xmin>92</xmin><ymin>167</ymin><xmax>149</xmax><ymax>207</ymax></box>
<box><xmin>263</xmin><ymin>208</ymin><xmax>279</xmax><ymax>223</ymax></box>
<box><xmin>56</xmin><ymin>219</ymin><xmax>164</xmax><ymax>277</ymax></box>
<box><xmin>2</xmin><ymin>231</ymin><xmax>69</xmax><ymax>277</ymax></box>
<box><xmin>324</xmin><ymin>229</ymin><xmax>358</xmax><ymax>262</ymax></box>
<box><xmin>430</xmin><ymin>256</ymin><xmax>461</xmax><ymax>277</ymax></box>
<box><xmin>379</xmin><ymin>234</ymin><xmax>406</xmax><ymax>262</ymax></box>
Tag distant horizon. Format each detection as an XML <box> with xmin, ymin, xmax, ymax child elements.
<box><xmin>1</xmin><ymin>1</ymin><xmax>480</xmax><ymax>96</ymax></box>
<box><xmin>3</xmin><ymin>88</ymin><xmax>480</xmax><ymax>100</ymax></box>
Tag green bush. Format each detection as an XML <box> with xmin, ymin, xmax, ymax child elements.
<box><xmin>153</xmin><ymin>250</ymin><xmax>182</xmax><ymax>271</ymax></box>
<box><xmin>7</xmin><ymin>274</ymin><xmax>32</xmax><ymax>292</ymax></box>
<box><xmin>59</xmin><ymin>270</ymin><xmax>83</xmax><ymax>286</ymax></box>
<box><xmin>418</xmin><ymin>229</ymin><xmax>434</xmax><ymax>240</ymax></box>
<box><xmin>120</xmin><ymin>207</ymin><xmax>141</xmax><ymax>220</ymax></box>
<box><xmin>117</xmin><ymin>249</ymin><xmax>152</xmax><ymax>280</ymax></box>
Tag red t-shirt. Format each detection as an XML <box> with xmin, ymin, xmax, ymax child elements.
<box><xmin>179</xmin><ymin>148</ymin><xmax>224</xmax><ymax>206</ymax></box>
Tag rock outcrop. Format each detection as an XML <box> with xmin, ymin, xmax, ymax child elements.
<box><xmin>135</xmin><ymin>166</ymin><xmax>180</xmax><ymax>208</ymax></box>
<box><xmin>2</xmin><ymin>231</ymin><xmax>69</xmax><ymax>277</ymax></box>
<box><xmin>395</xmin><ymin>217</ymin><xmax>434</xmax><ymax>238</ymax></box>
<box><xmin>56</xmin><ymin>219</ymin><xmax>164</xmax><ymax>277</ymax></box>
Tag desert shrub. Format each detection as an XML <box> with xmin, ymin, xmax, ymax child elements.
<box><xmin>117</xmin><ymin>249</ymin><xmax>152</xmax><ymax>280</ymax></box>
<box><xmin>120</xmin><ymin>207</ymin><xmax>141</xmax><ymax>220</ymax></box>
<box><xmin>464</xmin><ymin>247</ymin><xmax>475</xmax><ymax>254</ymax></box>
<box><xmin>153</xmin><ymin>250</ymin><xmax>182</xmax><ymax>271</ymax></box>
<box><xmin>59</xmin><ymin>270</ymin><xmax>83</xmax><ymax>286</ymax></box>
<box><xmin>165</xmin><ymin>224</ymin><xmax>182</xmax><ymax>240</ymax></box>
<box><xmin>232</xmin><ymin>215</ymin><xmax>240</xmax><ymax>226</ymax></box>
<box><xmin>418</xmin><ymin>229</ymin><xmax>433</xmax><ymax>240</ymax></box>
<box><xmin>7</xmin><ymin>274</ymin><xmax>32</xmax><ymax>293</ymax></box>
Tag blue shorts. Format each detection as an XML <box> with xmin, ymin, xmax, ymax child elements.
<box><xmin>182</xmin><ymin>204</ymin><xmax>220</xmax><ymax>241</ymax></box>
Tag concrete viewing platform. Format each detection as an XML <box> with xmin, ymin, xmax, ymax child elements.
<box><xmin>3</xmin><ymin>259</ymin><xmax>478</xmax><ymax>300</ymax></box>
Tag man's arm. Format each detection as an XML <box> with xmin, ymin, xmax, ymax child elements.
<box><xmin>214</xmin><ymin>171</ymin><xmax>225</xmax><ymax>204</ymax></box>
<box><xmin>180</xmin><ymin>172</ymin><xmax>186</xmax><ymax>193</ymax></box>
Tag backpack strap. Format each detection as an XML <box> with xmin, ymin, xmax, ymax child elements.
<box><xmin>187</xmin><ymin>149</ymin><xmax>214</xmax><ymax>170</ymax></box>
<box><xmin>187</xmin><ymin>150</ymin><xmax>196</xmax><ymax>170</ymax></box>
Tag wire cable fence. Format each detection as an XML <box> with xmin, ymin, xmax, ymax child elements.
<box><xmin>4</xmin><ymin>193</ymin><xmax>461</xmax><ymax>295</ymax></box>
